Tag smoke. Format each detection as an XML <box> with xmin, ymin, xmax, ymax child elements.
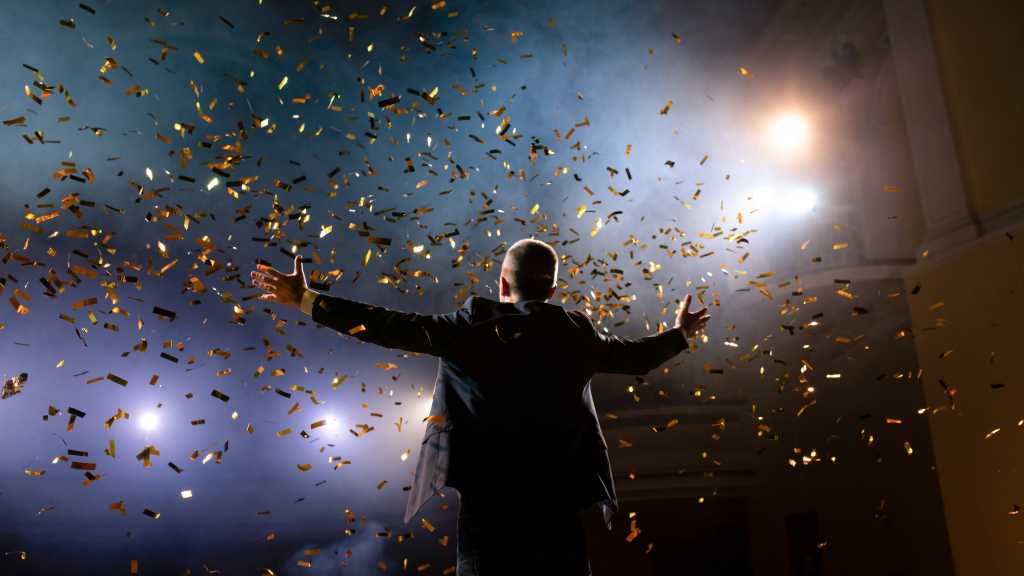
<box><xmin>278</xmin><ymin>520</ymin><xmax>394</xmax><ymax>576</ymax></box>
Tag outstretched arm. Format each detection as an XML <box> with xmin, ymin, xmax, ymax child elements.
<box><xmin>251</xmin><ymin>255</ymin><xmax>458</xmax><ymax>356</ymax></box>
<box><xmin>588</xmin><ymin>294</ymin><xmax>711</xmax><ymax>375</ymax></box>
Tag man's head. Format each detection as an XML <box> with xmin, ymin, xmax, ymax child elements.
<box><xmin>499</xmin><ymin>238</ymin><xmax>558</xmax><ymax>303</ymax></box>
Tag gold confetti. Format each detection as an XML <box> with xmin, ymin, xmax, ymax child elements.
<box><xmin>2</xmin><ymin>373</ymin><xmax>27</xmax><ymax>399</ymax></box>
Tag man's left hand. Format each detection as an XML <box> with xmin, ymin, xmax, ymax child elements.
<box><xmin>251</xmin><ymin>255</ymin><xmax>306</xmax><ymax>309</ymax></box>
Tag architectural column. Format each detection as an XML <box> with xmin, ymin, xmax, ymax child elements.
<box><xmin>883</xmin><ymin>0</ymin><xmax>978</xmax><ymax>257</ymax></box>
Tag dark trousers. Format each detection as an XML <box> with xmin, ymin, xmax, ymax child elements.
<box><xmin>456</xmin><ymin>491</ymin><xmax>592</xmax><ymax>576</ymax></box>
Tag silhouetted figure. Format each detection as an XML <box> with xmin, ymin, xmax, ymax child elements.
<box><xmin>252</xmin><ymin>238</ymin><xmax>710</xmax><ymax>576</ymax></box>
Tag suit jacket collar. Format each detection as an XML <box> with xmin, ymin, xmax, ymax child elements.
<box><xmin>465</xmin><ymin>296</ymin><xmax>553</xmax><ymax>326</ymax></box>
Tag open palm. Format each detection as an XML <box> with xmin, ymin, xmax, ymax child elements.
<box><xmin>675</xmin><ymin>294</ymin><xmax>711</xmax><ymax>339</ymax></box>
<box><xmin>250</xmin><ymin>255</ymin><xmax>307</xmax><ymax>309</ymax></box>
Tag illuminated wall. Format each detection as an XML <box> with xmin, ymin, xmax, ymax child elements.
<box><xmin>905</xmin><ymin>224</ymin><xmax>1024</xmax><ymax>576</ymax></box>
<box><xmin>903</xmin><ymin>2</ymin><xmax>1024</xmax><ymax>574</ymax></box>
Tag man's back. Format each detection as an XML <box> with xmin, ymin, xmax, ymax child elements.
<box><xmin>253</xmin><ymin>245</ymin><xmax>710</xmax><ymax>575</ymax></box>
<box><xmin>434</xmin><ymin>298</ymin><xmax>607</xmax><ymax>501</ymax></box>
<box><xmin>299</xmin><ymin>293</ymin><xmax>689</xmax><ymax>522</ymax></box>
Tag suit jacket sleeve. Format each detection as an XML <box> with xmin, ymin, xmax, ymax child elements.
<box><xmin>309</xmin><ymin>293</ymin><xmax>460</xmax><ymax>357</ymax></box>
<box><xmin>574</xmin><ymin>311</ymin><xmax>689</xmax><ymax>375</ymax></box>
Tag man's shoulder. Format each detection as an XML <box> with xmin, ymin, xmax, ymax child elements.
<box><xmin>460</xmin><ymin>294</ymin><xmax>486</xmax><ymax>310</ymax></box>
<box><xmin>564</xmin><ymin>308</ymin><xmax>595</xmax><ymax>331</ymax></box>
<box><xmin>459</xmin><ymin>295</ymin><xmax>487</xmax><ymax>317</ymax></box>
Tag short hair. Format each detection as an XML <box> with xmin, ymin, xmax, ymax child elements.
<box><xmin>502</xmin><ymin>238</ymin><xmax>558</xmax><ymax>300</ymax></box>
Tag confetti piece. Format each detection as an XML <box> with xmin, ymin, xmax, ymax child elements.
<box><xmin>1</xmin><ymin>373</ymin><xmax>27</xmax><ymax>399</ymax></box>
<box><xmin>152</xmin><ymin>306</ymin><xmax>176</xmax><ymax>321</ymax></box>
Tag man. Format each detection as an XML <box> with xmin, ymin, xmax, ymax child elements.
<box><xmin>251</xmin><ymin>238</ymin><xmax>710</xmax><ymax>575</ymax></box>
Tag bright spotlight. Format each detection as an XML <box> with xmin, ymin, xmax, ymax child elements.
<box><xmin>769</xmin><ymin>113</ymin><xmax>810</xmax><ymax>153</ymax></box>
<box><xmin>323</xmin><ymin>415</ymin><xmax>341</xmax><ymax>432</ymax></box>
<box><xmin>138</xmin><ymin>411</ymin><xmax>160</xmax><ymax>432</ymax></box>
<box><xmin>785</xmin><ymin>188</ymin><xmax>818</xmax><ymax>214</ymax></box>
<box><xmin>749</xmin><ymin>186</ymin><xmax>776</xmax><ymax>211</ymax></box>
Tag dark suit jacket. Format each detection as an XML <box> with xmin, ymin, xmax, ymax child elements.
<box><xmin>308</xmin><ymin>294</ymin><xmax>688</xmax><ymax>526</ymax></box>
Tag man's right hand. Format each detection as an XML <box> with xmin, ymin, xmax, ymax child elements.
<box><xmin>675</xmin><ymin>294</ymin><xmax>711</xmax><ymax>340</ymax></box>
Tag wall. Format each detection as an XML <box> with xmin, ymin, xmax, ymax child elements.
<box><xmin>925</xmin><ymin>1</ymin><xmax>1024</xmax><ymax>224</ymax></box>
<box><xmin>904</xmin><ymin>225</ymin><xmax>1024</xmax><ymax>576</ymax></box>
<box><xmin>902</xmin><ymin>2</ymin><xmax>1024</xmax><ymax>574</ymax></box>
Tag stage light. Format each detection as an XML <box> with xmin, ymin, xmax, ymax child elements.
<box><xmin>323</xmin><ymin>414</ymin><xmax>342</xmax><ymax>432</ymax></box>
<box><xmin>748</xmin><ymin>186</ymin><xmax>776</xmax><ymax>211</ymax></box>
<box><xmin>768</xmin><ymin>113</ymin><xmax>810</xmax><ymax>154</ymax></box>
<box><xmin>785</xmin><ymin>188</ymin><xmax>818</xmax><ymax>214</ymax></box>
<box><xmin>748</xmin><ymin>185</ymin><xmax>818</xmax><ymax>216</ymax></box>
<box><xmin>139</xmin><ymin>411</ymin><xmax>160</xmax><ymax>432</ymax></box>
